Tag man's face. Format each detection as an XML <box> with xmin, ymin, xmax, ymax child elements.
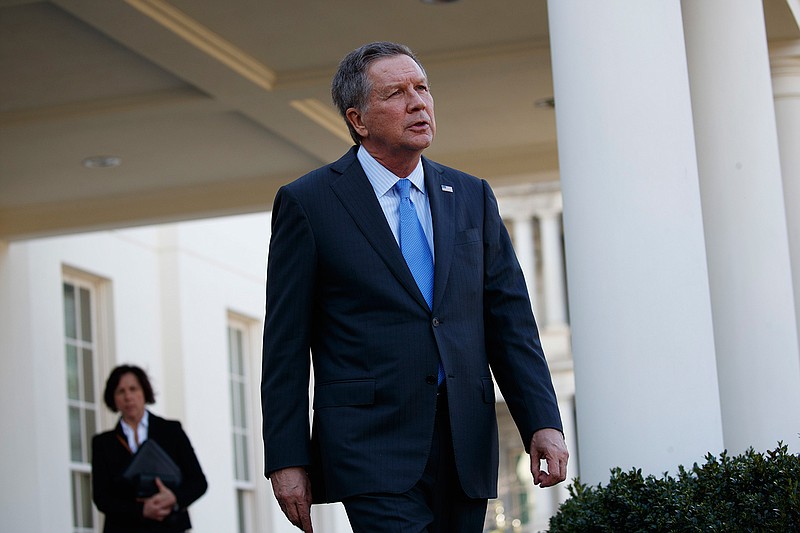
<box><xmin>349</xmin><ymin>54</ymin><xmax>436</xmax><ymax>160</ymax></box>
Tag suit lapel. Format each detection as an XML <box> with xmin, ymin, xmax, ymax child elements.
<box><xmin>114</xmin><ymin>421</ymin><xmax>132</xmax><ymax>454</ymax></box>
<box><xmin>147</xmin><ymin>412</ymin><xmax>160</xmax><ymax>439</ymax></box>
<box><xmin>423</xmin><ymin>157</ymin><xmax>455</xmax><ymax>311</ymax></box>
<box><xmin>329</xmin><ymin>149</ymin><xmax>430</xmax><ymax>310</ymax></box>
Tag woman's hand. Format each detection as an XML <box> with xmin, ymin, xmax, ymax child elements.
<box><xmin>141</xmin><ymin>477</ymin><xmax>178</xmax><ymax>521</ymax></box>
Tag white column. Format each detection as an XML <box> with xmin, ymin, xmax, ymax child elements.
<box><xmin>771</xmin><ymin>40</ymin><xmax>800</xmax><ymax>348</ymax></box>
<box><xmin>511</xmin><ymin>214</ymin><xmax>540</xmax><ymax>317</ymax></box>
<box><xmin>548</xmin><ymin>0</ymin><xmax>723</xmax><ymax>483</ymax></box>
<box><xmin>556</xmin><ymin>395</ymin><xmax>577</xmax><ymax>503</ymax></box>
<box><xmin>539</xmin><ymin>211</ymin><xmax>568</xmax><ymax>327</ymax></box>
<box><xmin>682</xmin><ymin>2</ymin><xmax>800</xmax><ymax>454</ymax></box>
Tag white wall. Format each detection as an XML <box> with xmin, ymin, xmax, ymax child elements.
<box><xmin>1</xmin><ymin>228</ymin><xmax>167</xmax><ymax>531</ymax></box>
<box><xmin>1</xmin><ymin>241</ymin><xmax>72</xmax><ymax>532</ymax></box>
<box><xmin>0</xmin><ymin>213</ymin><xmax>350</xmax><ymax>533</ymax></box>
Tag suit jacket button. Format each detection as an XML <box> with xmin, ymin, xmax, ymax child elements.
<box><xmin>432</xmin><ymin>317</ymin><xmax>440</xmax><ymax>327</ymax></box>
<box><xmin>425</xmin><ymin>375</ymin><xmax>437</xmax><ymax>385</ymax></box>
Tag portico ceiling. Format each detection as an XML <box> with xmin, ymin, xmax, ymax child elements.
<box><xmin>0</xmin><ymin>0</ymin><xmax>797</xmax><ymax>239</ymax></box>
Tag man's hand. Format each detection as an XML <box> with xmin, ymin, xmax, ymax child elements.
<box><xmin>141</xmin><ymin>477</ymin><xmax>177</xmax><ymax>521</ymax></box>
<box><xmin>271</xmin><ymin>466</ymin><xmax>314</xmax><ymax>532</ymax></box>
<box><xmin>530</xmin><ymin>428</ymin><xmax>569</xmax><ymax>487</ymax></box>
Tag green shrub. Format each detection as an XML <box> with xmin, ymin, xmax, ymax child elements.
<box><xmin>548</xmin><ymin>442</ymin><xmax>799</xmax><ymax>532</ymax></box>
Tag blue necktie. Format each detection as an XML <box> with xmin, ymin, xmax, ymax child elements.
<box><xmin>395</xmin><ymin>178</ymin><xmax>444</xmax><ymax>386</ymax></box>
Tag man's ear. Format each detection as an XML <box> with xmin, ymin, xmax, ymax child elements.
<box><xmin>346</xmin><ymin>108</ymin><xmax>368</xmax><ymax>139</ymax></box>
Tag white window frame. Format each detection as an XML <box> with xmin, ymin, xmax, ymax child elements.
<box><xmin>63</xmin><ymin>267</ymin><xmax>113</xmax><ymax>533</ymax></box>
<box><xmin>228</xmin><ymin>314</ymin><xmax>259</xmax><ymax>533</ymax></box>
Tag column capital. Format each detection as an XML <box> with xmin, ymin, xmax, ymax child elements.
<box><xmin>495</xmin><ymin>182</ymin><xmax>562</xmax><ymax>219</ymax></box>
<box><xmin>536</xmin><ymin>208</ymin><xmax>563</xmax><ymax>220</ymax></box>
<box><xmin>769</xmin><ymin>39</ymin><xmax>800</xmax><ymax>64</ymax></box>
<box><xmin>770</xmin><ymin>39</ymin><xmax>800</xmax><ymax>93</ymax></box>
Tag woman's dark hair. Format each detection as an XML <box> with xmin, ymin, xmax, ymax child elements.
<box><xmin>331</xmin><ymin>41</ymin><xmax>427</xmax><ymax>144</ymax></box>
<box><xmin>103</xmin><ymin>364</ymin><xmax>156</xmax><ymax>411</ymax></box>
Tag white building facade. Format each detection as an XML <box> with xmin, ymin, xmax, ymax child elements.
<box><xmin>1</xmin><ymin>2</ymin><xmax>799</xmax><ymax>533</ymax></box>
<box><xmin>0</xmin><ymin>198</ymin><xmax>573</xmax><ymax>533</ymax></box>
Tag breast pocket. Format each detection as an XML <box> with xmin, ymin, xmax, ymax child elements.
<box><xmin>455</xmin><ymin>228</ymin><xmax>480</xmax><ymax>246</ymax></box>
<box><xmin>313</xmin><ymin>379</ymin><xmax>375</xmax><ymax>409</ymax></box>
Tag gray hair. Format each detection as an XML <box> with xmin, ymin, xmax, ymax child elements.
<box><xmin>331</xmin><ymin>41</ymin><xmax>427</xmax><ymax>144</ymax></box>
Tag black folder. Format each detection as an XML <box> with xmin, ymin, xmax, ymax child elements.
<box><xmin>122</xmin><ymin>439</ymin><xmax>183</xmax><ymax>497</ymax></box>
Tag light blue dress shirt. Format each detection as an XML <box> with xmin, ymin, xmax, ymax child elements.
<box><xmin>119</xmin><ymin>409</ymin><xmax>149</xmax><ymax>453</ymax></box>
<box><xmin>357</xmin><ymin>145</ymin><xmax>435</xmax><ymax>261</ymax></box>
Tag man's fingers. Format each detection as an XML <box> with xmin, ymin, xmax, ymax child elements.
<box><xmin>280</xmin><ymin>501</ymin><xmax>312</xmax><ymax>533</ymax></box>
<box><xmin>535</xmin><ymin>456</ymin><xmax>569</xmax><ymax>487</ymax></box>
<box><xmin>271</xmin><ymin>467</ymin><xmax>313</xmax><ymax>532</ymax></box>
<box><xmin>296</xmin><ymin>502</ymin><xmax>314</xmax><ymax>533</ymax></box>
<box><xmin>546</xmin><ymin>456</ymin><xmax>562</xmax><ymax>481</ymax></box>
<box><xmin>529</xmin><ymin>428</ymin><xmax>569</xmax><ymax>487</ymax></box>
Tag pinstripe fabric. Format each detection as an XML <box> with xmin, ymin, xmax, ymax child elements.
<box><xmin>262</xmin><ymin>147</ymin><xmax>563</xmax><ymax>503</ymax></box>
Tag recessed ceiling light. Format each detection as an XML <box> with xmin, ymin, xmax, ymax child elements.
<box><xmin>82</xmin><ymin>156</ymin><xmax>122</xmax><ymax>168</ymax></box>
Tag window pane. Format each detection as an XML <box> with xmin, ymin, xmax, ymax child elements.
<box><xmin>79</xmin><ymin>287</ymin><xmax>92</xmax><ymax>342</ymax></box>
<box><xmin>237</xmin><ymin>489</ymin><xmax>252</xmax><ymax>533</ymax></box>
<box><xmin>229</xmin><ymin>381</ymin><xmax>237</xmax><ymax>426</ymax></box>
<box><xmin>240</xmin><ymin>435</ymin><xmax>251</xmax><ymax>481</ymax></box>
<box><xmin>234</xmin><ymin>331</ymin><xmax>244</xmax><ymax>377</ymax></box>
<box><xmin>71</xmin><ymin>473</ymin><xmax>80</xmax><ymax>528</ymax></box>
<box><xmin>72</xmin><ymin>472</ymin><xmax>93</xmax><ymax>528</ymax></box>
<box><xmin>228</xmin><ymin>327</ymin><xmax>237</xmax><ymax>374</ymax></box>
<box><xmin>234</xmin><ymin>382</ymin><xmax>246</xmax><ymax>428</ymax></box>
<box><xmin>235</xmin><ymin>433</ymin><xmax>251</xmax><ymax>481</ymax></box>
<box><xmin>233</xmin><ymin>434</ymin><xmax>242</xmax><ymax>480</ymax></box>
<box><xmin>82</xmin><ymin>348</ymin><xmax>95</xmax><ymax>402</ymax></box>
<box><xmin>84</xmin><ymin>408</ymin><xmax>96</xmax><ymax>463</ymax></box>
<box><xmin>64</xmin><ymin>284</ymin><xmax>77</xmax><ymax>339</ymax></box>
<box><xmin>239</xmin><ymin>382</ymin><xmax>248</xmax><ymax>428</ymax></box>
<box><xmin>233</xmin><ymin>433</ymin><xmax>251</xmax><ymax>482</ymax></box>
<box><xmin>66</xmin><ymin>344</ymin><xmax>79</xmax><ymax>400</ymax></box>
<box><xmin>237</xmin><ymin>490</ymin><xmax>246</xmax><ymax>533</ymax></box>
<box><xmin>81</xmin><ymin>472</ymin><xmax>94</xmax><ymax>527</ymax></box>
<box><xmin>69</xmin><ymin>407</ymin><xmax>82</xmax><ymax>462</ymax></box>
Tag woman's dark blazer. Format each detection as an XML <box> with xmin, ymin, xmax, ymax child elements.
<box><xmin>91</xmin><ymin>412</ymin><xmax>208</xmax><ymax>533</ymax></box>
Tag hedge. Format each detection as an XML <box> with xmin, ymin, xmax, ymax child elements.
<box><xmin>548</xmin><ymin>442</ymin><xmax>799</xmax><ymax>532</ymax></box>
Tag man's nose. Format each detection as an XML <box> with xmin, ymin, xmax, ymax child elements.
<box><xmin>407</xmin><ymin>90</ymin><xmax>427</xmax><ymax>111</ymax></box>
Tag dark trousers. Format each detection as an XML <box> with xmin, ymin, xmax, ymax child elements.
<box><xmin>342</xmin><ymin>391</ymin><xmax>488</xmax><ymax>533</ymax></box>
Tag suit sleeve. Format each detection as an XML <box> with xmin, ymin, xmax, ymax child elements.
<box><xmin>167</xmin><ymin>421</ymin><xmax>208</xmax><ymax>509</ymax></box>
<box><xmin>91</xmin><ymin>434</ymin><xmax>144</xmax><ymax>520</ymax></box>
<box><xmin>261</xmin><ymin>186</ymin><xmax>316</xmax><ymax>475</ymax></box>
<box><xmin>480</xmin><ymin>179</ymin><xmax>563</xmax><ymax>450</ymax></box>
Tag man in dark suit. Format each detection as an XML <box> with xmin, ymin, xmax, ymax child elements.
<box><xmin>262</xmin><ymin>41</ymin><xmax>568</xmax><ymax>533</ymax></box>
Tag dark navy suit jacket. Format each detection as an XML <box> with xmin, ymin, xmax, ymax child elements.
<box><xmin>261</xmin><ymin>147</ymin><xmax>562</xmax><ymax>503</ymax></box>
<box><xmin>91</xmin><ymin>412</ymin><xmax>207</xmax><ymax>532</ymax></box>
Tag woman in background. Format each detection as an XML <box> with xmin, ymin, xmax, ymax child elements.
<box><xmin>92</xmin><ymin>365</ymin><xmax>208</xmax><ymax>532</ymax></box>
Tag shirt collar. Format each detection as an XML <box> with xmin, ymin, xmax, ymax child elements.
<box><xmin>357</xmin><ymin>145</ymin><xmax>426</xmax><ymax>198</ymax></box>
<box><xmin>120</xmin><ymin>409</ymin><xmax>149</xmax><ymax>434</ymax></box>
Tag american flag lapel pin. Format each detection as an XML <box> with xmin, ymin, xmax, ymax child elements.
<box><xmin>441</xmin><ymin>184</ymin><xmax>453</xmax><ymax>193</ymax></box>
